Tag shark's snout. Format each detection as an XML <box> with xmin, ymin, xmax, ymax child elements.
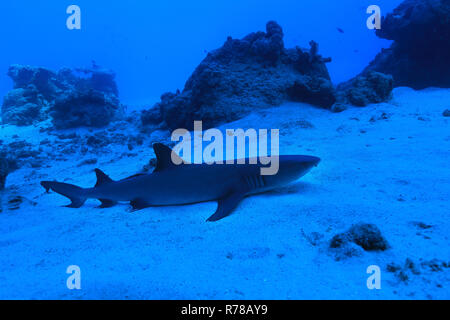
<box><xmin>309</xmin><ymin>156</ymin><xmax>321</xmax><ymax>167</ymax></box>
<box><xmin>301</xmin><ymin>156</ymin><xmax>320</xmax><ymax>173</ymax></box>
<box><xmin>275</xmin><ymin>155</ymin><xmax>321</xmax><ymax>181</ymax></box>
<box><xmin>294</xmin><ymin>155</ymin><xmax>321</xmax><ymax>167</ymax></box>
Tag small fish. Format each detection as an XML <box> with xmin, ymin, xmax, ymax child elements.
<box><xmin>337</xmin><ymin>27</ymin><xmax>345</xmax><ymax>34</ymax></box>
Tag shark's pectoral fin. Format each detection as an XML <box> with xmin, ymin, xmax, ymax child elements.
<box><xmin>130</xmin><ymin>198</ymin><xmax>152</xmax><ymax>210</ymax></box>
<box><xmin>98</xmin><ymin>199</ymin><xmax>117</xmax><ymax>208</ymax></box>
<box><xmin>207</xmin><ymin>191</ymin><xmax>246</xmax><ymax>222</ymax></box>
<box><xmin>65</xmin><ymin>199</ymin><xmax>86</xmax><ymax>208</ymax></box>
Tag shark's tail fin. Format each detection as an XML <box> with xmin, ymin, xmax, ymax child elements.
<box><xmin>40</xmin><ymin>181</ymin><xmax>87</xmax><ymax>208</ymax></box>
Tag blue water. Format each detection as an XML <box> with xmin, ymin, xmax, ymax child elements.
<box><xmin>2</xmin><ymin>0</ymin><xmax>449</xmax><ymax>301</ymax></box>
<box><xmin>0</xmin><ymin>0</ymin><xmax>401</xmax><ymax>106</ymax></box>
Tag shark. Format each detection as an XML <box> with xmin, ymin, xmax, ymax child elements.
<box><xmin>41</xmin><ymin>143</ymin><xmax>320</xmax><ymax>221</ymax></box>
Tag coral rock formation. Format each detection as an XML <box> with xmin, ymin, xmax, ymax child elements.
<box><xmin>337</xmin><ymin>71</ymin><xmax>394</xmax><ymax>107</ymax></box>
<box><xmin>354</xmin><ymin>0</ymin><xmax>450</xmax><ymax>89</ymax></box>
<box><xmin>142</xmin><ymin>21</ymin><xmax>336</xmax><ymax>130</ymax></box>
<box><xmin>52</xmin><ymin>90</ymin><xmax>120</xmax><ymax>129</ymax></box>
<box><xmin>1</xmin><ymin>64</ymin><xmax>123</xmax><ymax>128</ymax></box>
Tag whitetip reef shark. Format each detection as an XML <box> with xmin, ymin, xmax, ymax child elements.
<box><xmin>41</xmin><ymin>143</ymin><xmax>320</xmax><ymax>221</ymax></box>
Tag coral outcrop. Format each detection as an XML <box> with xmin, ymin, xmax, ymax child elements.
<box><xmin>350</xmin><ymin>0</ymin><xmax>450</xmax><ymax>89</ymax></box>
<box><xmin>336</xmin><ymin>71</ymin><xmax>393</xmax><ymax>107</ymax></box>
<box><xmin>1</xmin><ymin>86</ymin><xmax>49</xmax><ymax>125</ymax></box>
<box><xmin>1</xmin><ymin>64</ymin><xmax>123</xmax><ymax>128</ymax></box>
<box><xmin>142</xmin><ymin>21</ymin><xmax>336</xmax><ymax>130</ymax></box>
<box><xmin>51</xmin><ymin>89</ymin><xmax>120</xmax><ymax>129</ymax></box>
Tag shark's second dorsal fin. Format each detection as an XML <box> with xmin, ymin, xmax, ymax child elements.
<box><xmin>94</xmin><ymin>168</ymin><xmax>114</xmax><ymax>187</ymax></box>
<box><xmin>153</xmin><ymin>143</ymin><xmax>185</xmax><ymax>172</ymax></box>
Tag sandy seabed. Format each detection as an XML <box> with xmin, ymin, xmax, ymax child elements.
<box><xmin>0</xmin><ymin>87</ymin><xmax>449</xmax><ymax>299</ymax></box>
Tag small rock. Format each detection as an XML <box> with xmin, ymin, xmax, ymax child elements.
<box><xmin>330</xmin><ymin>102</ymin><xmax>347</xmax><ymax>113</ymax></box>
<box><xmin>396</xmin><ymin>270</ymin><xmax>409</xmax><ymax>282</ymax></box>
<box><xmin>411</xmin><ymin>221</ymin><xmax>433</xmax><ymax>229</ymax></box>
<box><xmin>387</xmin><ymin>258</ymin><xmax>449</xmax><ymax>283</ymax></box>
<box><xmin>7</xmin><ymin>195</ymin><xmax>23</xmax><ymax>210</ymax></box>
<box><xmin>348</xmin><ymin>223</ymin><xmax>389</xmax><ymax>251</ymax></box>
<box><xmin>386</xmin><ymin>262</ymin><xmax>402</xmax><ymax>273</ymax></box>
<box><xmin>77</xmin><ymin>158</ymin><xmax>98</xmax><ymax>167</ymax></box>
<box><xmin>329</xmin><ymin>223</ymin><xmax>389</xmax><ymax>252</ymax></box>
<box><xmin>421</xmin><ymin>259</ymin><xmax>448</xmax><ymax>272</ymax></box>
<box><xmin>404</xmin><ymin>258</ymin><xmax>421</xmax><ymax>275</ymax></box>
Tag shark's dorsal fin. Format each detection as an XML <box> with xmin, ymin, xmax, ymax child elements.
<box><xmin>94</xmin><ymin>168</ymin><xmax>114</xmax><ymax>187</ymax></box>
<box><xmin>152</xmin><ymin>143</ymin><xmax>184</xmax><ymax>172</ymax></box>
